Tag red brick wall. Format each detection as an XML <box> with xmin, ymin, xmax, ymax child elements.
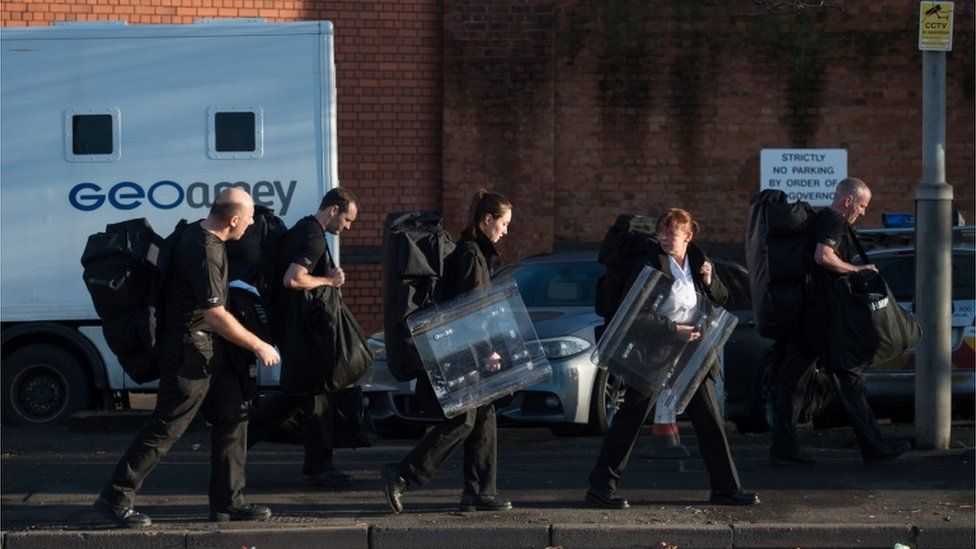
<box><xmin>5</xmin><ymin>1</ymin><xmax>974</xmax><ymax>333</ymax></box>
<box><xmin>444</xmin><ymin>0</ymin><xmax>976</xmax><ymax>252</ymax></box>
<box><xmin>443</xmin><ymin>1</ymin><xmax>975</xmax><ymax>256</ymax></box>
<box><xmin>441</xmin><ymin>0</ymin><xmax>557</xmax><ymax>263</ymax></box>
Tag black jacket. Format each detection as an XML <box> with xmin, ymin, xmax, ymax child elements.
<box><xmin>622</xmin><ymin>241</ymin><xmax>729</xmax><ymax>381</ymax></box>
<box><xmin>438</xmin><ymin>232</ymin><xmax>497</xmax><ymax>301</ymax></box>
<box><xmin>416</xmin><ymin>231</ymin><xmax>498</xmax><ymax>414</ymax></box>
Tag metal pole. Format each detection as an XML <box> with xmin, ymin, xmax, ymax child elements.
<box><xmin>914</xmin><ymin>48</ymin><xmax>953</xmax><ymax>450</ymax></box>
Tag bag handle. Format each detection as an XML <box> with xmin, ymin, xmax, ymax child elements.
<box><xmin>325</xmin><ymin>245</ymin><xmax>342</xmax><ymax>298</ymax></box>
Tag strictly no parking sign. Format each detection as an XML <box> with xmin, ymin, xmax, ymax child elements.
<box><xmin>759</xmin><ymin>149</ymin><xmax>847</xmax><ymax>207</ymax></box>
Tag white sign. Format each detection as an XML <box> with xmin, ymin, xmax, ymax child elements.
<box><xmin>760</xmin><ymin>149</ymin><xmax>847</xmax><ymax>207</ymax></box>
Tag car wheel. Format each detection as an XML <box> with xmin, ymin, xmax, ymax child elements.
<box><xmin>2</xmin><ymin>345</ymin><xmax>91</xmax><ymax>425</ymax></box>
<box><xmin>587</xmin><ymin>369</ymin><xmax>626</xmax><ymax>435</ymax></box>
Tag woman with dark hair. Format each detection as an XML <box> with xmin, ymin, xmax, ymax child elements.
<box><xmin>585</xmin><ymin>208</ymin><xmax>759</xmax><ymax>508</ymax></box>
<box><xmin>382</xmin><ymin>189</ymin><xmax>514</xmax><ymax>514</ymax></box>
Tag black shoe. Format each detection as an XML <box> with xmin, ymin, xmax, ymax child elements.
<box><xmin>209</xmin><ymin>503</ymin><xmax>272</xmax><ymax>522</ymax></box>
<box><xmin>862</xmin><ymin>440</ymin><xmax>911</xmax><ymax>465</ymax></box>
<box><xmin>584</xmin><ymin>488</ymin><xmax>630</xmax><ymax>509</ymax></box>
<box><xmin>709</xmin><ymin>491</ymin><xmax>760</xmax><ymax>506</ymax></box>
<box><xmin>93</xmin><ymin>497</ymin><xmax>152</xmax><ymax>529</ymax></box>
<box><xmin>382</xmin><ymin>463</ymin><xmax>407</xmax><ymax>514</ymax></box>
<box><xmin>459</xmin><ymin>493</ymin><xmax>513</xmax><ymax>512</ymax></box>
<box><xmin>769</xmin><ymin>449</ymin><xmax>817</xmax><ymax>466</ymax></box>
<box><xmin>302</xmin><ymin>468</ymin><xmax>355</xmax><ymax>488</ymax></box>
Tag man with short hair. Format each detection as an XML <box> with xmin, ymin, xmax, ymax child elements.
<box><xmin>769</xmin><ymin>178</ymin><xmax>911</xmax><ymax>466</ymax></box>
<box><xmin>256</xmin><ymin>187</ymin><xmax>359</xmax><ymax>487</ymax></box>
<box><xmin>94</xmin><ymin>187</ymin><xmax>280</xmax><ymax>528</ymax></box>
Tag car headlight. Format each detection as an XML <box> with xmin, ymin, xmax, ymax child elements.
<box><xmin>538</xmin><ymin>336</ymin><xmax>591</xmax><ymax>359</ymax></box>
<box><xmin>367</xmin><ymin>337</ymin><xmax>387</xmax><ymax>361</ymax></box>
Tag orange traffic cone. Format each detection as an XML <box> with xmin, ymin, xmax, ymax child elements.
<box><xmin>646</xmin><ymin>389</ymin><xmax>689</xmax><ymax>459</ymax></box>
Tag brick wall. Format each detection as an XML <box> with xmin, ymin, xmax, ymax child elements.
<box><xmin>4</xmin><ymin>1</ymin><xmax>974</xmax><ymax>333</ymax></box>
<box><xmin>441</xmin><ymin>1</ymin><xmax>975</xmax><ymax>258</ymax></box>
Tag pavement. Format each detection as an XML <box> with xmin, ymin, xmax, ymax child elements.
<box><xmin>1</xmin><ymin>414</ymin><xmax>973</xmax><ymax>548</ymax></box>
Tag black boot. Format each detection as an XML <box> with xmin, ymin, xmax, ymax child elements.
<box><xmin>209</xmin><ymin>503</ymin><xmax>272</xmax><ymax>522</ymax></box>
<box><xmin>93</xmin><ymin>497</ymin><xmax>152</xmax><ymax>529</ymax></box>
<box><xmin>584</xmin><ymin>487</ymin><xmax>630</xmax><ymax>509</ymax></box>
<box><xmin>382</xmin><ymin>463</ymin><xmax>408</xmax><ymax>514</ymax></box>
<box><xmin>459</xmin><ymin>493</ymin><xmax>513</xmax><ymax>512</ymax></box>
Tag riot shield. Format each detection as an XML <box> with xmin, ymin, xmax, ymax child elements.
<box><xmin>407</xmin><ymin>277</ymin><xmax>551</xmax><ymax>418</ymax></box>
<box><xmin>661</xmin><ymin>299</ymin><xmax>738</xmax><ymax>414</ymax></box>
<box><xmin>590</xmin><ymin>265</ymin><xmax>738</xmax><ymax>412</ymax></box>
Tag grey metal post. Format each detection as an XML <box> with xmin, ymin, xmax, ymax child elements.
<box><xmin>914</xmin><ymin>48</ymin><xmax>953</xmax><ymax>450</ymax></box>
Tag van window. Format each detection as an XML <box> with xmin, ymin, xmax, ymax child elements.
<box><xmin>72</xmin><ymin>114</ymin><xmax>113</xmax><ymax>154</ymax></box>
<box><xmin>208</xmin><ymin>106</ymin><xmax>263</xmax><ymax>159</ymax></box>
<box><xmin>64</xmin><ymin>108</ymin><xmax>121</xmax><ymax>162</ymax></box>
<box><xmin>215</xmin><ymin>112</ymin><xmax>256</xmax><ymax>152</ymax></box>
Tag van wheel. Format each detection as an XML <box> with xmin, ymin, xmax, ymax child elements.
<box><xmin>587</xmin><ymin>369</ymin><xmax>626</xmax><ymax>435</ymax></box>
<box><xmin>2</xmin><ymin>345</ymin><xmax>91</xmax><ymax>425</ymax></box>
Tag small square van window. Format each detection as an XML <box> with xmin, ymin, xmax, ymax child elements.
<box><xmin>208</xmin><ymin>106</ymin><xmax>263</xmax><ymax>159</ymax></box>
<box><xmin>215</xmin><ymin>112</ymin><xmax>256</xmax><ymax>152</ymax></box>
<box><xmin>63</xmin><ymin>108</ymin><xmax>121</xmax><ymax>162</ymax></box>
<box><xmin>73</xmin><ymin>115</ymin><xmax>113</xmax><ymax>154</ymax></box>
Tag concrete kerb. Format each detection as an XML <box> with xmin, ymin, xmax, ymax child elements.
<box><xmin>552</xmin><ymin>523</ymin><xmax>733</xmax><ymax>548</ymax></box>
<box><xmin>2</xmin><ymin>523</ymin><xmax>974</xmax><ymax>548</ymax></box>
<box><xmin>370</xmin><ymin>523</ymin><xmax>550</xmax><ymax>549</ymax></box>
<box><xmin>732</xmin><ymin>523</ymin><xmax>915</xmax><ymax>548</ymax></box>
<box><xmin>185</xmin><ymin>525</ymin><xmax>369</xmax><ymax>549</ymax></box>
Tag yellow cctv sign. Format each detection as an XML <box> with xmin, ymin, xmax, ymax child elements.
<box><xmin>919</xmin><ymin>1</ymin><xmax>953</xmax><ymax>51</ymax></box>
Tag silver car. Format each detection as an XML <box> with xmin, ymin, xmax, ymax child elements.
<box><xmin>359</xmin><ymin>252</ymin><xmax>624</xmax><ymax>437</ymax></box>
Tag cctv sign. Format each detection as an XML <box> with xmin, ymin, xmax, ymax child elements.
<box><xmin>760</xmin><ymin>149</ymin><xmax>847</xmax><ymax>207</ymax></box>
<box><xmin>919</xmin><ymin>1</ymin><xmax>953</xmax><ymax>51</ymax></box>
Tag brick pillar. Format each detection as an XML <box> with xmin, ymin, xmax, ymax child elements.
<box><xmin>441</xmin><ymin>0</ymin><xmax>557</xmax><ymax>263</ymax></box>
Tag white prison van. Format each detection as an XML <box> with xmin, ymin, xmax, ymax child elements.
<box><xmin>0</xmin><ymin>20</ymin><xmax>339</xmax><ymax>424</ymax></box>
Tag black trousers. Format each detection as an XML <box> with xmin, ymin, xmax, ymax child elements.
<box><xmin>398</xmin><ymin>376</ymin><xmax>497</xmax><ymax>497</ymax></box>
<box><xmin>589</xmin><ymin>375</ymin><xmax>741</xmax><ymax>495</ymax></box>
<box><xmin>100</xmin><ymin>331</ymin><xmax>248</xmax><ymax>512</ymax></box>
<box><xmin>771</xmin><ymin>306</ymin><xmax>887</xmax><ymax>455</ymax></box>
<box><xmin>247</xmin><ymin>391</ymin><xmax>335</xmax><ymax>474</ymax></box>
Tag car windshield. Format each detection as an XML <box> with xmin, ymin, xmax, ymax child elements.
<box><xmin>495</xmin><ymin>260</ymin><xmax>604</xmax><ymax>307</ymax></box>
<box><xmin>870</xmin><ymin>250</ymin><xmax>975</xmax><ymax>302</ymax></box>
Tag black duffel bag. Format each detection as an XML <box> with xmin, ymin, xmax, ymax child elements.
<box><xmin>828</xmin><ymin>232</ymin><xmax>922</xmax><ymax>372</ymax></box>
<box><xmin>281</xmin><ymin>285</ymin><xmax>374</xmax><ymax>393</ymax></box>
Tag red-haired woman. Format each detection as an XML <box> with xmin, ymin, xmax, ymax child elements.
<box><xmin>586</xmin><ymin>208</ymin><xmax>759</xmax><ymax>508</ymax></box>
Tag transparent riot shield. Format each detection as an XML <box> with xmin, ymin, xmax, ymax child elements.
<box><xmin>590</xmin><ymin>265</ymin><xmax>738</xmax><ymax>412</ymax></box>
<box><xmin>661</xmin><ymin>299</ymin><xmax>738</xmax><ymax>414</ymax></box>
<box><xmin>407</xmin><ymin>277</ymin><xmax>551</xmax><ymax>418</ymax></box>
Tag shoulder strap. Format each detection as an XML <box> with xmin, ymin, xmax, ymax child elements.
<box><xmin>847</xmin><ymin>227</ymin><xmax>870</xmax><ymax>265</ymax></box>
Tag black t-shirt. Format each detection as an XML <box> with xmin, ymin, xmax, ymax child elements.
<box><xmin>810</xmin><ymin>208</ymin><xmax>855</xmax><ymax>298</ymax></box>
<box><xmin>163</xmin><ymin>221</ymin><xmax>228</xmax><ymax>333</ymax></box>
<box><xmin>274</xmin><ymin>215</ymin><xmax>332</xmax><ymax>291</ymax></box>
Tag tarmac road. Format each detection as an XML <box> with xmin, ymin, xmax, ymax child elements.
<box><xmin>1</xmin><ymin>416</ymin><xmax>973</xmax><ymax>548</ymax></box>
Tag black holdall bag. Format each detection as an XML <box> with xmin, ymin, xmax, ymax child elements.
<box><xmin>594</xmin><ymin>213</ymin><xmax>658</xmax><ymax>321</ymax></box>
<box><xmin>223</xmin><ymin>286</ymin><xmax>275</xmax><ymax>400</ymax></box>
<box><xmin>81</xmin><ymin>218</ymin><xmax>188</xmax><ymax>383</ymax></box>
<box><xmin>225</xmin><ymin>204</ymin><xmax>287</xmax><ymax>302</ymax></box>
<box><xmin>745</xmin><ymin>189</ymin><xmax>818</xmax><ymax>340</ymax></box>
<box><xmin>381</xmin><ymin>211</ymin><xmax>456</xmax><ymax>382</ymax></box>
<box><xmin>281</xmin><ymin>284</ymin><xmax>374</xmax><ymax>393</ymax></box>
<box><xmin>827</xmin><ymin>230</ymin><xmax>923</xmax><ymax>372</ymax></box>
